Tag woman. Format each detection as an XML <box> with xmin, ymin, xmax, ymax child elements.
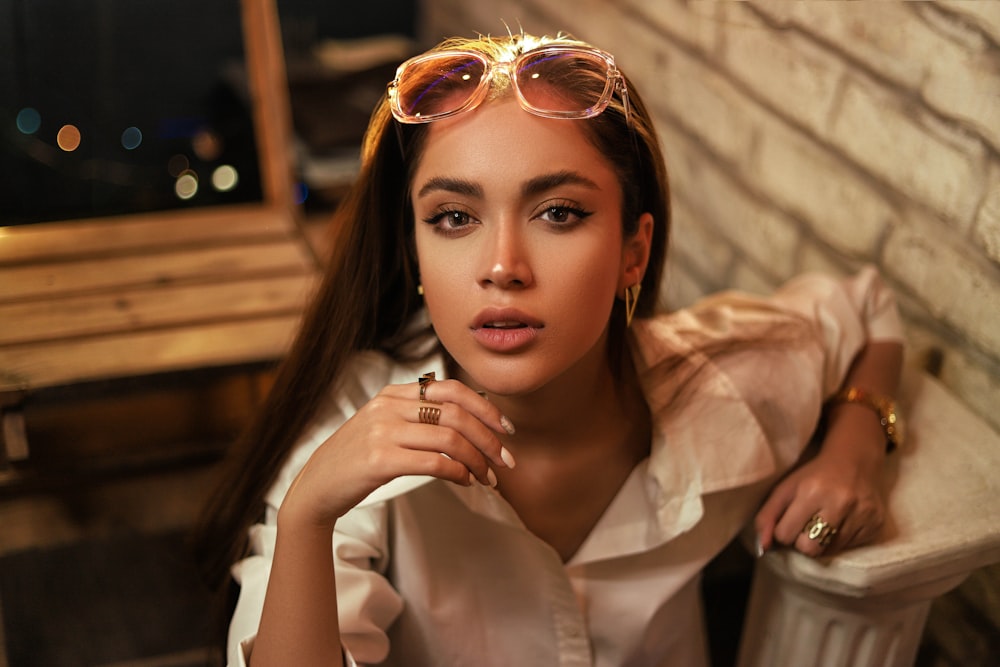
<box><xmin>196</xmin><ymin>32</ymin><xmax>903</xmax><ymax>666</ymax></box>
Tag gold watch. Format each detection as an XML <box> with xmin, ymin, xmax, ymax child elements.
<box><xmin>832</xmin><ymin>386</ymin><xmax>904</xmax><ymax>452</ymax></box>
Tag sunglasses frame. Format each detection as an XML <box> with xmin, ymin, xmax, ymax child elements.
<box><xmin>387</xmin><ymin>44</ymin><xmax>630</xmax><ymax>125</ymax></box>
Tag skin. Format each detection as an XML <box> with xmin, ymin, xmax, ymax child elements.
<box><xmin>249</xmin><ymin>93</ymin><xmax>903</xmax><ymax>666</ymax></box>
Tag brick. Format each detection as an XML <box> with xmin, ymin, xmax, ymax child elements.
<box><xmin>688</xmin><ymin>168</ymin><xmax>797</xmax><ymax>281</ymax></box>
<box><xmin>937</xmin><ymin>0</ymin><xmax>1000</xmax><ymax>45</ymax></box>
<box><xmin>883</xmin><ymin>219</ymin><xmax>1000</xmax><ymax>357</ymax></box>
<box><xmin>729</xmin><ymin>259</ymin><xmax>780</xmax><ymax>296</ymax></box>
<box><xmin>831</xmin><ymin>79</ymin><xmax>984</xmax><ymax>226</ymax></box>
<box><xmin>753</xmin><ymin>2</ymin><xmax>1000</xmax><ymax>153</ymax></box>
<box><xmin>938</xmin><ymin>343</ymin><xmax>1000</xmax><ymax>436</ymax></box>
<box><xmin>754</xmin><ymin>114</ymin><xmax>894</xmax><ymax>257</ymax></box>
<box><xmin>619</xmin><ymin>0</ymin><xmax>722</xmax><ymax>55</ymax></box>
<box><xmin>922</xmin><ymin>41</ymin><xmax>1000</xmax><ymax>154</ymax></box>
<box><xmin>624</xmin><ymin>22</ymin><xmax>758</xmax><ymax>167</ymax></box>
<box><xmin>662</xmin><ymin>262</ymin><xmax>712</xmax><ymax>311</ymax></box>
<box><xmin>975</xmin><ymin>165</ymin><xmax>1000</xmax><ymax>264</ymax></box>
<box><xmin>669</xmin><ymin>195</ymin><xmax>736</xmax><ymax>287</ymax></box>
<box><xmin>752</xmin><ymin>2</ymin><xmax>928</xmax><ymax>90</ymax></box>
<box><xmin>658</xmin><ymin>122</ymin><xmax>801</xmax><ymax>281</ymax></box>
<box><xmin>797</xmin><ymin>240</ymin><xmax>855</xmax><ymax>278</ymax></box>
<box><xmin>717</xmin><ymin>3</ymin><xmax>846</xmax><ymax>136</ymax></box>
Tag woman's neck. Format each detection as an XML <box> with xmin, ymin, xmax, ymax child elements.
<box><xmin>450</xmin><ymin>343</ymin><xmax>650</xmax><ymax>459</ymax></box>
<box><xmin>457</xmin><ymin>346</ymin><xmax>652</xmax><ymax>562</ymax></box>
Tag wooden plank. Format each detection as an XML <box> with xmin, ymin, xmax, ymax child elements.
<box><xmin>242</xmin><ymin>0</ymin><xmax>298</xmax><ymax>214</ymax></box>
<box><xmin>0</xmin><ymin>205</ymin><xmax>300</xmax><ymax>266</ymax></box>
<box><xmin>0</xmin><ymin>240</ymin><xmax>314</xmax><ymax>302</ymax></box>
<box><xmin>0</xmin><ymin>315</ymin><xmax>301</xmax><ymax>393</ymax></box>
<box><xmin>0</xmin><ymin>274</ymin><xmax>317</xmax><ymax>346</ymax></box>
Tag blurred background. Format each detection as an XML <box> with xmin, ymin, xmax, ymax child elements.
<box><xmin>1</xmin><ymin>1</ymin><xmax>997</xmax><ymax>665</ymax></box>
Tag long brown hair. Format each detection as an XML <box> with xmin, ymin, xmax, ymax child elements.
<box><xmin>193</xmin><ymin>32</ymin><xmax>671</xmax><ymax>588</ymax></box>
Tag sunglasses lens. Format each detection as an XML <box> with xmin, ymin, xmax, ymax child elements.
<box><xmin>395</xmin><ymin>54</ymin><xmax>487</xmax><ymax>121</ymax></box>
<box><xmin>515</xmin><ymin>49</ymin><xmax>614</xmax><ymax>117</ymax></box>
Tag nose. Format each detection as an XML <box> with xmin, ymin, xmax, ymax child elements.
<box><xmin>480</xmin><ymin>220</ymin><xmax>533</xmax><ymax>290</ymax></box>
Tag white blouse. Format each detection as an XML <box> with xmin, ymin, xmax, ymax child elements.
<box><xmin>227</xmin><ymin>266</ymin><xmax>902</xmax><ymax>667</ymax></box>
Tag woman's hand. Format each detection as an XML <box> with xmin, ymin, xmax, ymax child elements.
<box><xmin>278</xmin><ymin>376</ymin><xmax>516</xmax><ymax>530</ymax></box>
<box><xmin>754</xmin><ymin>403</ymin><xmax>888</xmax><ymax>558</ymax></box>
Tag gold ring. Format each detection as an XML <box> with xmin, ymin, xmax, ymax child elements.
<box><xmin>418</xmin><ymin>405</ymin><xmax>441</xmax><ymax>425</ymax></box>
<box><xmin>802</xmin><ymin>513</ymin><xmax>838</xmax><ymax>547</ymax></box>
<box><xmin>418</xmin><ymin>372</ymin><xmax>436</xmax><ymax>402</ymax></box>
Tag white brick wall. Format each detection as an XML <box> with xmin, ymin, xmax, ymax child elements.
<box><xmin>419</xmin><ymin>0</ymin><xmax>1000</xmax><ymax>438</ymax></box>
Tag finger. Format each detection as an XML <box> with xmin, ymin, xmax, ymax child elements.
<box><xmin>411</xmin><ymin>378</ymin><xmax>517</xmax><ymax>445</ymax></box>
<box><xmin>754</xmin><ymin>482</ymin><xmax>796</xmax><ymax>554</ymax></box>
<box><xmin>383</xmin><ymin>445</ymin><xmax>478</xmax><ymax>488</ymax></box>
<box><xmin>402</xmin><ymin>378</ymin><xmax>516</xmax><ymax>469</ymax></box>
<box><xmin>793</xmin><ymin>511</ymin><xmax>843</xmax><ymax>557</ymax></box>
<box><xmin>404</xmin><ymin>400</ymin><xmax>504</xmax><ymax>486</ymax></box>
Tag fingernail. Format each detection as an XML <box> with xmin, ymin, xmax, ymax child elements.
<box><xmin>754</xmin><ymin>535</ymin><xmax>766</xmax><ymax>558</ymax></box>
<box><xmin>468</xmin><ymin>472</ymin><xmax>476</xmax><ymax>486</ymax></box>
<box><xmin>500</xmin><ymin>446</ymin><xmax>517</xmax><ymax>469</ymax></box>
<box><xmin>486</xmin><ymin>468</ymin><xmax>498</xmax><ymax>487</ymax></box>
<box><xmin>500</xmin><ymin>415</ymin><xmax>516</xmax><ymax>436</ymax></box>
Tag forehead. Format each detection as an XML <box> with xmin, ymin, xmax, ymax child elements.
<box><xmin>411</xmin><ymin>97</ymin><xmax>621</xmax><ymax>195</ymax></box>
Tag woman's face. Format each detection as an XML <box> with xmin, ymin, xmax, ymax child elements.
<box><xmin>411</xmin><ymin>97</ymin><xmax>650</xmax><ymax>397</ymax></box>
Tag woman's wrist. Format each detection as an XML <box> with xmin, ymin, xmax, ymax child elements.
<box><xmin>820</xmin><ymin>401</ymin><xmax>890</xmax><ymax>469</ymax></box>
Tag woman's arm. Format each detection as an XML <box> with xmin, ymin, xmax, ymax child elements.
<box><xmin>251</xmin><ymin>499</ymin><xmax>344</xmax><ymax>666</ymax></box>
<box><xmin>754</xmin><ymin>339</ymin><xmax>904</xmax><ymax>556</ymax></box>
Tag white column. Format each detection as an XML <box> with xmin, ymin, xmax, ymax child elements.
<box><xmin>736</xmin><ymin>371</ymin><xmax>1000</xmax><ymax>667</ymax></box>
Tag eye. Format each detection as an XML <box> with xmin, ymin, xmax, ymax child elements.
<box><xmin>421</xmin><ymin>207</ymin><xmax>479</xmax><ymax>236</ymax></box>
<box><xmin>534</xmin><ymin>200</ymin><xmax>593</xmax><ymax>228</ymax></box>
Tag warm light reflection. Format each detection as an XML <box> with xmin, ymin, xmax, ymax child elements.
<box><xmin>57</xmin><ymin>124</ymin><xmax>81</xmax><ymax>151</ymax></box>
<box><xmin>211</xmin><ymin>165</ymin><xmax>238</xmax><ymax>192</ymax></box>
<box><xmin>167</xmin><ymin>154</ymin><xmax>189</xmax><ymax>177</ymax></box>
<box><xmin>16</xmin><ymin>107</ymin><xmax>41</xmax><ymax>134</ymax></box>
<box><xmin>121</xmin><ymin>126</ymin><xmax>142</xmax><ymax>150</ymax></box>
<box><xmin>174</xmin><ymin>169</ymin><xmax>199</xmax><ymax>200</ymax></box>
<box><xmin>192</xmin><ymin>128</ymin><xmax>222</xmax><ymax>161</ymax></box>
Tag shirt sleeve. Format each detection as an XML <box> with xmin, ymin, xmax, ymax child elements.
<box><xmin>712</xmin><ymin>265</ymin><xmax>903</xmax><ymax>471</ymax></box>
<box><xmin>767</xmin><ymin>264</ymin><xmax>903</xmax><ymax>398</ymax></box>
<box><xmin>638</xmin><ymin>265</ymin><xmax>903</xmax><ymax>491</ymax></box>
<box><xmin>225</xmin><ymin>350</ymin><xmax>441</xmax><ymax>666</ymax></box>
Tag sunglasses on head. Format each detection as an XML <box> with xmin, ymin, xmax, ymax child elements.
<box><xmin>387</xmin><ymin>44</ymin><xmax>631</xmax><ymax>126</ymax></box>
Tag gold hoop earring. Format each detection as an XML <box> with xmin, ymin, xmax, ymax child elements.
<box><xmin>624</xmin><ymin>283</ymin><xmax>641</xmax><ymax>328</ymax></box>
<box><xmin>417</xmin><ymin>284</ymin><xmax>424</xmax><ymax>296</ymax></box>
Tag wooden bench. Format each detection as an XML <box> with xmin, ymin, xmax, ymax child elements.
<box><xmin>0</xmin><ymin>0</ymin><xmax>320</xmax><ymax>473</ymax></box>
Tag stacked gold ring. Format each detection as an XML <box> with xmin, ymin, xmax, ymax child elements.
<box><xmin>802</xmin><ymin>514</ymin><xmax>838</xmax><ymax>547</ymax></box>
<box><xmin>418</xmin><ymin>405</ymin><xmax>441</xmax><ymax>425</ymax></box>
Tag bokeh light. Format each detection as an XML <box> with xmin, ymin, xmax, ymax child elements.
<box><xmin>174</xmin><ymin>169</ymin><xmax>199</xmax><ymax>200</ymax></box>
<box><xmin>167</xmin><ymin>154</ymin><xmax>189</xmax><ymax>177</ymax></box>
<box><xmin>16</xmin><ymin>108</ymin><xmax>41</xmax><ymax>134</ymax></box>
<box><xmin>192</xmin><ymin>128</ymin><xmax>222</xmax><ymax>161</ymax></box>
<box><xmin>56</xmin><ymin>124</ymin><xmax>82</xmax><ymax>152</ymax></box>
<box><xmin>211</xmin><ymin>165</ymin><xmax>238</xmax><ymax>192</ymax></box>
<box><xmin>121</xmin><ymin>126</ymin><xmax>143</xmax><ymax>150</ymax></box>
<box><xmin>294</xmin><ymin>182</ymin><xmax>309</xmax><ymax>205</ymax></box>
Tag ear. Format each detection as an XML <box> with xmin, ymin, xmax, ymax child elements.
<box><xmin>618</xmin><ymin>212</ymin><xmax>654</xmax><ymax>293</ymax></box>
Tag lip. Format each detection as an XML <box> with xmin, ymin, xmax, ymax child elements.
<box><xmin>471</xmin><ymin>307</ymin><xmax>544</xmax><ymax>352</ymax></box>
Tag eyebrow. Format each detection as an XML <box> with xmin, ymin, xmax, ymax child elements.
<box><xmin>415</xmin><ymin>170</ymin><xmax>601</xmax><ymax>200</ymax></box>
<box><xmin>521</xmin><ymin>170</ymin><xmax>601</xmax><ymax>198</ymax></box>
<box><xmin>416</xmin><ymin>177</ymin><xmax>483</xmax><ymax>199</ymax></box>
